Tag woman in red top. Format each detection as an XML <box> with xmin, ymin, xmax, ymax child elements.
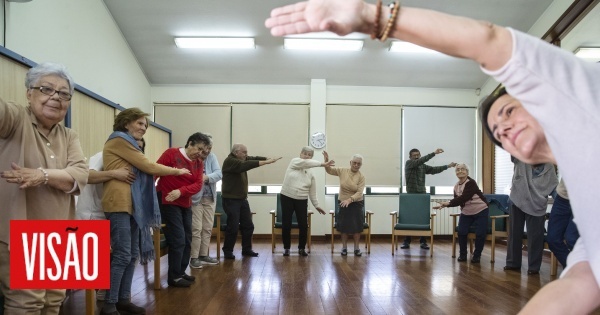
<box><xmin>156</xmin><ymin>132</ymin><xmax>211</xmax><ymax>288</ymax></box>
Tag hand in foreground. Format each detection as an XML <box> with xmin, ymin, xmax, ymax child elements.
<box><xmin>165</xmin><ymin>189</ymin><xmax>182</xmax><ymax>202</ymax></box>
<box><xmin>113</xmin><ymin>167</ymin><xmax>136</xmax><ymax>184</ymax></box>
<box><xmin>339</xmin><ymin>198</ymin><xmax>352</xmax><ymax>208</ymax></box>
<box><xmin>315</xmin><ymin>207</ymin><xmax>326</xmax><ymax>215</ymax></box>
<box><xmin>1</xmin><ymin>162</ymin><xmax>45</xmax><ymax>189</ymax></box>
<box><xmin>265</xmin><ymin>0</ymin><xmax>369</xmax><ymax>37</ymax></box>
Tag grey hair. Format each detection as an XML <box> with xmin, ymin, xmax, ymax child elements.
<box><xmin>231</xmin><ymin>143</ymin><xmax>244</xmax><ymax>154</ymax></box>
<box><xmin>25</xmin><ymin>62</ymin><xmax>75</xmax><ymax>94</ymax></box>
<box><xmin>301</xmin><ymin>146</ymin><xmax>314</xmax><ymax>154</ymax></box>
<box><xmin>204</xmin><ymin>133</ymin><xmax>213</xmax><ymax>146</ymax></box>
<box><xmin>351</xmin><ymin>154</ymin><xmax>363</xmax><ymax>161</ymax></box>
<box><xmin>456</xmin><ymin>163</ymin><xmax>470</xmax><ymax>174</ymax></box>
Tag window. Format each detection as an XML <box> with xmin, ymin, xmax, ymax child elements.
<box><xmin>494</xmin><ymin>145</ymin><xmax>514</xmax><ymax>194</ymax></box>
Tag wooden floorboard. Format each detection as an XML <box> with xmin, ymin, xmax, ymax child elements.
<box><xmin>60</xmin><ymin>239</ymin><xmax>600</xmax><ymax>315</ymax></box>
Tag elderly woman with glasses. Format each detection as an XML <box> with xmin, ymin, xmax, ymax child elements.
<box><xmin>0</xmin><ymin>62</ymin><xmax>88</xmax><ymax>314</ymax></box>
<box><xmin>434</xmin><ymin>164</ymin><xmax>488</xmax><ymax>264</ymax></box>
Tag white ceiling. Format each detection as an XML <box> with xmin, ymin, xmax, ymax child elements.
<box><xmin>102</xmin><ymin>0</ymin><xmax>599</xmax><ymax>89</ymax></box>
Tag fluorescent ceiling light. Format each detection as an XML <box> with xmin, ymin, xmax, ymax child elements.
<box><xmin>174</xmin><ymin>37</ymin><xmax>255</xmax><ymax>49</ymax></box>
<box><xmin>389</xmin><ymin>41</ymin><xmax>437</xmax><ymax>54</ymax></box>
<box><xmin>284</xmin><ymin>38</ymin><xmax>363</xmax><ymax>51</ymax></box>
<box><xmin>574</xmin><ymin>47</ymin><xmax>600</xmax><ymax>62</ymax></box>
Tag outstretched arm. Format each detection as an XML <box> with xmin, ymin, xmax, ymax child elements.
<box><xmin>265</xmin><ymin>0</ymin><xmax>512</xmax><ymax>71</ymax></box>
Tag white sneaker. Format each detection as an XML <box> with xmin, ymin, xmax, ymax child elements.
<box><xmin>96</xmin><ymin>289</ymin><xmax>106</xmax><ymax>301</ymax></box>
<box><xmin>200</xmin><ymin>256</ymin><xmax>219</xmax><ymax>265</ymax></box>
<box><xmin>189</xmin><ymin>258</ymin><xmax>203</xmax><ymax>269</ymax></box>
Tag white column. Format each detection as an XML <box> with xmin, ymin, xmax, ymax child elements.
<box><xmin>309</xmin><ymin>79</ymin><xmax>328</xmax><ymax>236</ymax></box>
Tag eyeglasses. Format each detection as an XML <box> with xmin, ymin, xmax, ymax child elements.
<box><xmin>30</xmin><ymin>86</ymin><xmax>72</xmax><ymax>101</ymax></box>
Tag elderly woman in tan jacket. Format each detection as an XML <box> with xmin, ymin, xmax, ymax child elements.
<box><xmin>101</xmin><ymin>108</ymin><xmax>189</xmax><ymax>315</ymax></box>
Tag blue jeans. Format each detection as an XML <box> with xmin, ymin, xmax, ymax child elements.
<box><xmin>222</xmin><ymin>198</ymin><xmax>255</xmax><ymax>253</ymax></box>
<box><xmin>160</xmin><ymin>202</ymin><xmax>192</xmax><ymax>281</ymax></box>
<box><xmin>105</xmin><ymin>212</ymin><xmax>139</xmax><ymax>304</ymax></box>
<box><xmin>457</xmin><ymin>208</ymin><xmax>489</xmax><ymax>257</ymax></box>
<box><xmin>547</xmin><ymin>195</ymin><xmax>579</xmax><ymax>268</ymax></box>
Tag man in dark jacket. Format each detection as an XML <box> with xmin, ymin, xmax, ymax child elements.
<box><xmin>221</xmin><ymin>144</ymin><xmax>281</xmax><ymax>259</ymax></box>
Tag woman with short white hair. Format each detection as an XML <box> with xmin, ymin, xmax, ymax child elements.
<box><xmin>434</xmin><ymin>163</ymin><xmax>489</xmax><ymax>263</ymax></box>
<box><xmin>323</xmin><ymin>151</ymin><xmax>366</xmax><ymax>256</ymax></box>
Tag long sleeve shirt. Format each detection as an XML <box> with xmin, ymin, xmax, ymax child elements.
<box><xmin>482</xmin><ymin>28</ymin><xmax>600</xmax><ymax>283</ymax></box>
<box><xmin>405</xmin><ymin>152</ymin><xmax>448</xmax><ymax>193</ymax></box>
<box><xmin>280</xmin><ymin>158</ymin><xmax>322</xmax><ymax>208</ymax></box>
<box><xmin>447</xmin><ymin>177</ymin><xmax>487</xmax><ymax>215</ymax></box>
<box><xmin>0</xmin><ymin>100</ymin><xmax>88</xmax><ymax>244</ymax></box>
<box><xmin>191</xmin><ymin>152</ymin><xmax>222</xmax><ymax>205</ymax></box>
<box><xmin>326</xmin><ymin>167</ymin><xmax>365</xmax><ymax>202</ymax></box>
<box><xmin>221</xmin><ymin>153</ymin><xmax>266</xmax><ymax>199</ymax></box>
<box><xmin>103</xmin><ymin>138</ymin><xmax>182</xmax><ymax>213</ymax></box>
<box><xmin>155</xmin><ymin>147</ymin><xmax>204</xmax><ymax>208</ymax></box>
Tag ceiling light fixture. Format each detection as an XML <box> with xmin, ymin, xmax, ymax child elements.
<box><xmin>174</xmin><ymin>37</ymin><xmax>255</xmax><ymax>49</ymax></box>
<box><xmin>574</xmin><ymin>47</ymin><xmax>600</xmax><ymax>62</ymax></box>
<box><xmin>283</xmin><ymin>38</ymin><xmax>364</xmax><ymax>51</ymax></box>
<box><xmin>389</xmin><ymin>41</ymin><xmax>437</xmax><ymax>54</ymax></box>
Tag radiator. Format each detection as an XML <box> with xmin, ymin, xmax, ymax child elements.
<box><xmin>431</xmin><ymin>198</ymin><xmax>459</xmax><ymax>235</ymax></box>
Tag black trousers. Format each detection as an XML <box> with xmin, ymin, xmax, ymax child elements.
<box><xmin>280</xmin><ymin>194</ymin><xmax>308</xmax><ymax>250</ymax></box>
<box><xmin>222</xmin><ymin>198</ymin><xmax>254</xmax><ymax>253</ymax></box>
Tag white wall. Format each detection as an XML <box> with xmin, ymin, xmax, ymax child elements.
<box><xmin>3</xmin><ymin>0</ymin><xmax>151</xmax><ymax>113</ymax></box>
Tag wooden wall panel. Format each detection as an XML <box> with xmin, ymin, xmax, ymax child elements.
<box><xmin>144</xmin><ymin>124</ymin><xmax>170</xmax><ymax>163</ymax></box>
<box><xmin>0</xmin><ymin>55</ymin><xmax>29</xmax><ymax>106</ymax></box>
<box><xmin>69</xmin><ymin>96</ymin><xmax>116</xmax><ymax>159</ymax></box>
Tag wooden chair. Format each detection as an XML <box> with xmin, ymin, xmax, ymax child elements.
<box><xmin>330</xmin><ymin>194</ymin><xmax>373</xmax><ymax>254</ymax></box>
<box><xmin>450</xmin><ymin>196</ymin><xmax>509</xmax><ymax>263</ymax></box>
<box><xmin>390</xmin><ymin>193</ymin><xmax>435</xmax><ymax>257</ymax></box>
<box><xmin>270</xmin><ymin>193</ymin><xmax>313</xmax><ymax>253</ymax></box>
<box><xmin>152</xmin><ymin>224</ymin><xmax>168</xmax><ymax>290</ymax></box>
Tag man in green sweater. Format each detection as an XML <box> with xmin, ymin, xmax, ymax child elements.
<box><xmin>221</xmin><ymin>143</ymin><xmax>281</xmax><ymax>259</ymax></box>
<box><xmin>403</xmin><ymin>148</ymin><xmax>456</xmax><ymax>249</ymax></box>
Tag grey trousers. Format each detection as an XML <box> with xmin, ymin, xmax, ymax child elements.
<box><xmin>505</xmin><ymin>204</ymin><xmax>546</xmax><ymax>272</ymax></box>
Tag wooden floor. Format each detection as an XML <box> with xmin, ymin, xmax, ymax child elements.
<box><xmin>60</xmin><ymin>238</ymin><xmax>597</xmax><ymax>315</ymax></box>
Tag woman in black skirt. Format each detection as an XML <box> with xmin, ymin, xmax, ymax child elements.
<box><xmin>323</xmin><ymin>151</ymin><xmax>366</xmax><ymax>256</ymax></box>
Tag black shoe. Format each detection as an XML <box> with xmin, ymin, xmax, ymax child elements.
<box><xmin>167</xmin><ymin>278</ymin><xmax>192</xmax><ymax>288</ymax></box>
<box><xmin>354</xmin><ymin>249</ymin><xmax>362</xmax><ymax>257</ymax></box>
<box><xmin>341</xmin><ymin>248</ymin><xmax>348</xmax><ymax>256</ymax></box>
<box><xmin>223</xmin><ymin>252</ymin><xmax>235</xmax><ymax>260</ymax></box>
<box><xmin>457</xmin><ymin>255</ymin><xmax>467</xmax><ymax>262</ymax></box>
<box><xmin>471</xmin><ymin>256</ymin><xmax>481</xmax><ymax>263</ymax></box>
<box><xmin>181</xmin><ymin>274</ymin><xmax>195</xmax><ymax>282</ymax></box>
<box><xmin>116</xmin><ymin>301</ymin><xmax>145</xmax><ymax>315</ymax></box>
<box><xmin>527</xmin><ymin>270</ymin><xmax>540</xmax><ymax>275</ymax></box>
<box><xmin>400</xmin><ymin>243</ymin><xmax>410</xmax><ymax>249</ymax></box>
<box><xmin>503</xmin><ymin>266</ymin><xmax>521</xmax><ymax>271</ymax></box>
<box><xmin>242</xmin><ymin>250</ymin><xmax>259</xmax><ymax>257</ymax></box>
<box><xmin>283</xmin><ymin>249</ymin><xmax>290</xmax><ymax>256</ymax></box>
<box><xmin>420</xmin><ymin>243</ymin><xmax>430</xmax><ymax>250</ymax></box>
<box><xmin>298</xmin><ymin>249</ymin><xmax>308</xmax><ymax>257</ymax></box>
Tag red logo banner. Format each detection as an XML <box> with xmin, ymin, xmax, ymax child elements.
<box><xmin>10</xmin><ymin>220</ymin><xmax>110</xmax><ymax>289</ymax></box>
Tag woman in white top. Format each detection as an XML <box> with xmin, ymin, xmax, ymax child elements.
<box><xmin>280</xmin><ymin>146</ymin><xmax>332</xmax><ymax>256</ymax></box>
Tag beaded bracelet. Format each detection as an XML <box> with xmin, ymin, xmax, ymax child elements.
<box><xmin>38</xmin><ymin>167</ymin><xmax>49</xmax><ymax>185</ymax></box>
<box><xmin>370</xmin><ymin>0</ymin><xmax>383</xmax><ymax>40</ymax></box>
<box><xmin>378</xmin><ymin>1</ymin><xmax>400</xmax><ymax>42</ymax></box>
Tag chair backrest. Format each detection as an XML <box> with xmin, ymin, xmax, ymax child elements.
<box><xmin>398</xmin><ymin>193</ymin><xmax>431</xmax><ymax>224</ymax></box>
<box><xmin>213</xmin><ymin>192</ymin><xmax>227</xmax><ymax>228</ymax></box>
<box><xmin>275</xmin><ymin>193</ymin><xmax>298</xmax><ymax>225</ymax></box>
<box><xmin>334</xmin><ymin>193</ymin><xmax>366</xmax><ymax>224</ymax></box>
<box><xmin>484</xmin><ymin>194</ymin><xmax>508</xmax><ymax>232</ymax></box>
